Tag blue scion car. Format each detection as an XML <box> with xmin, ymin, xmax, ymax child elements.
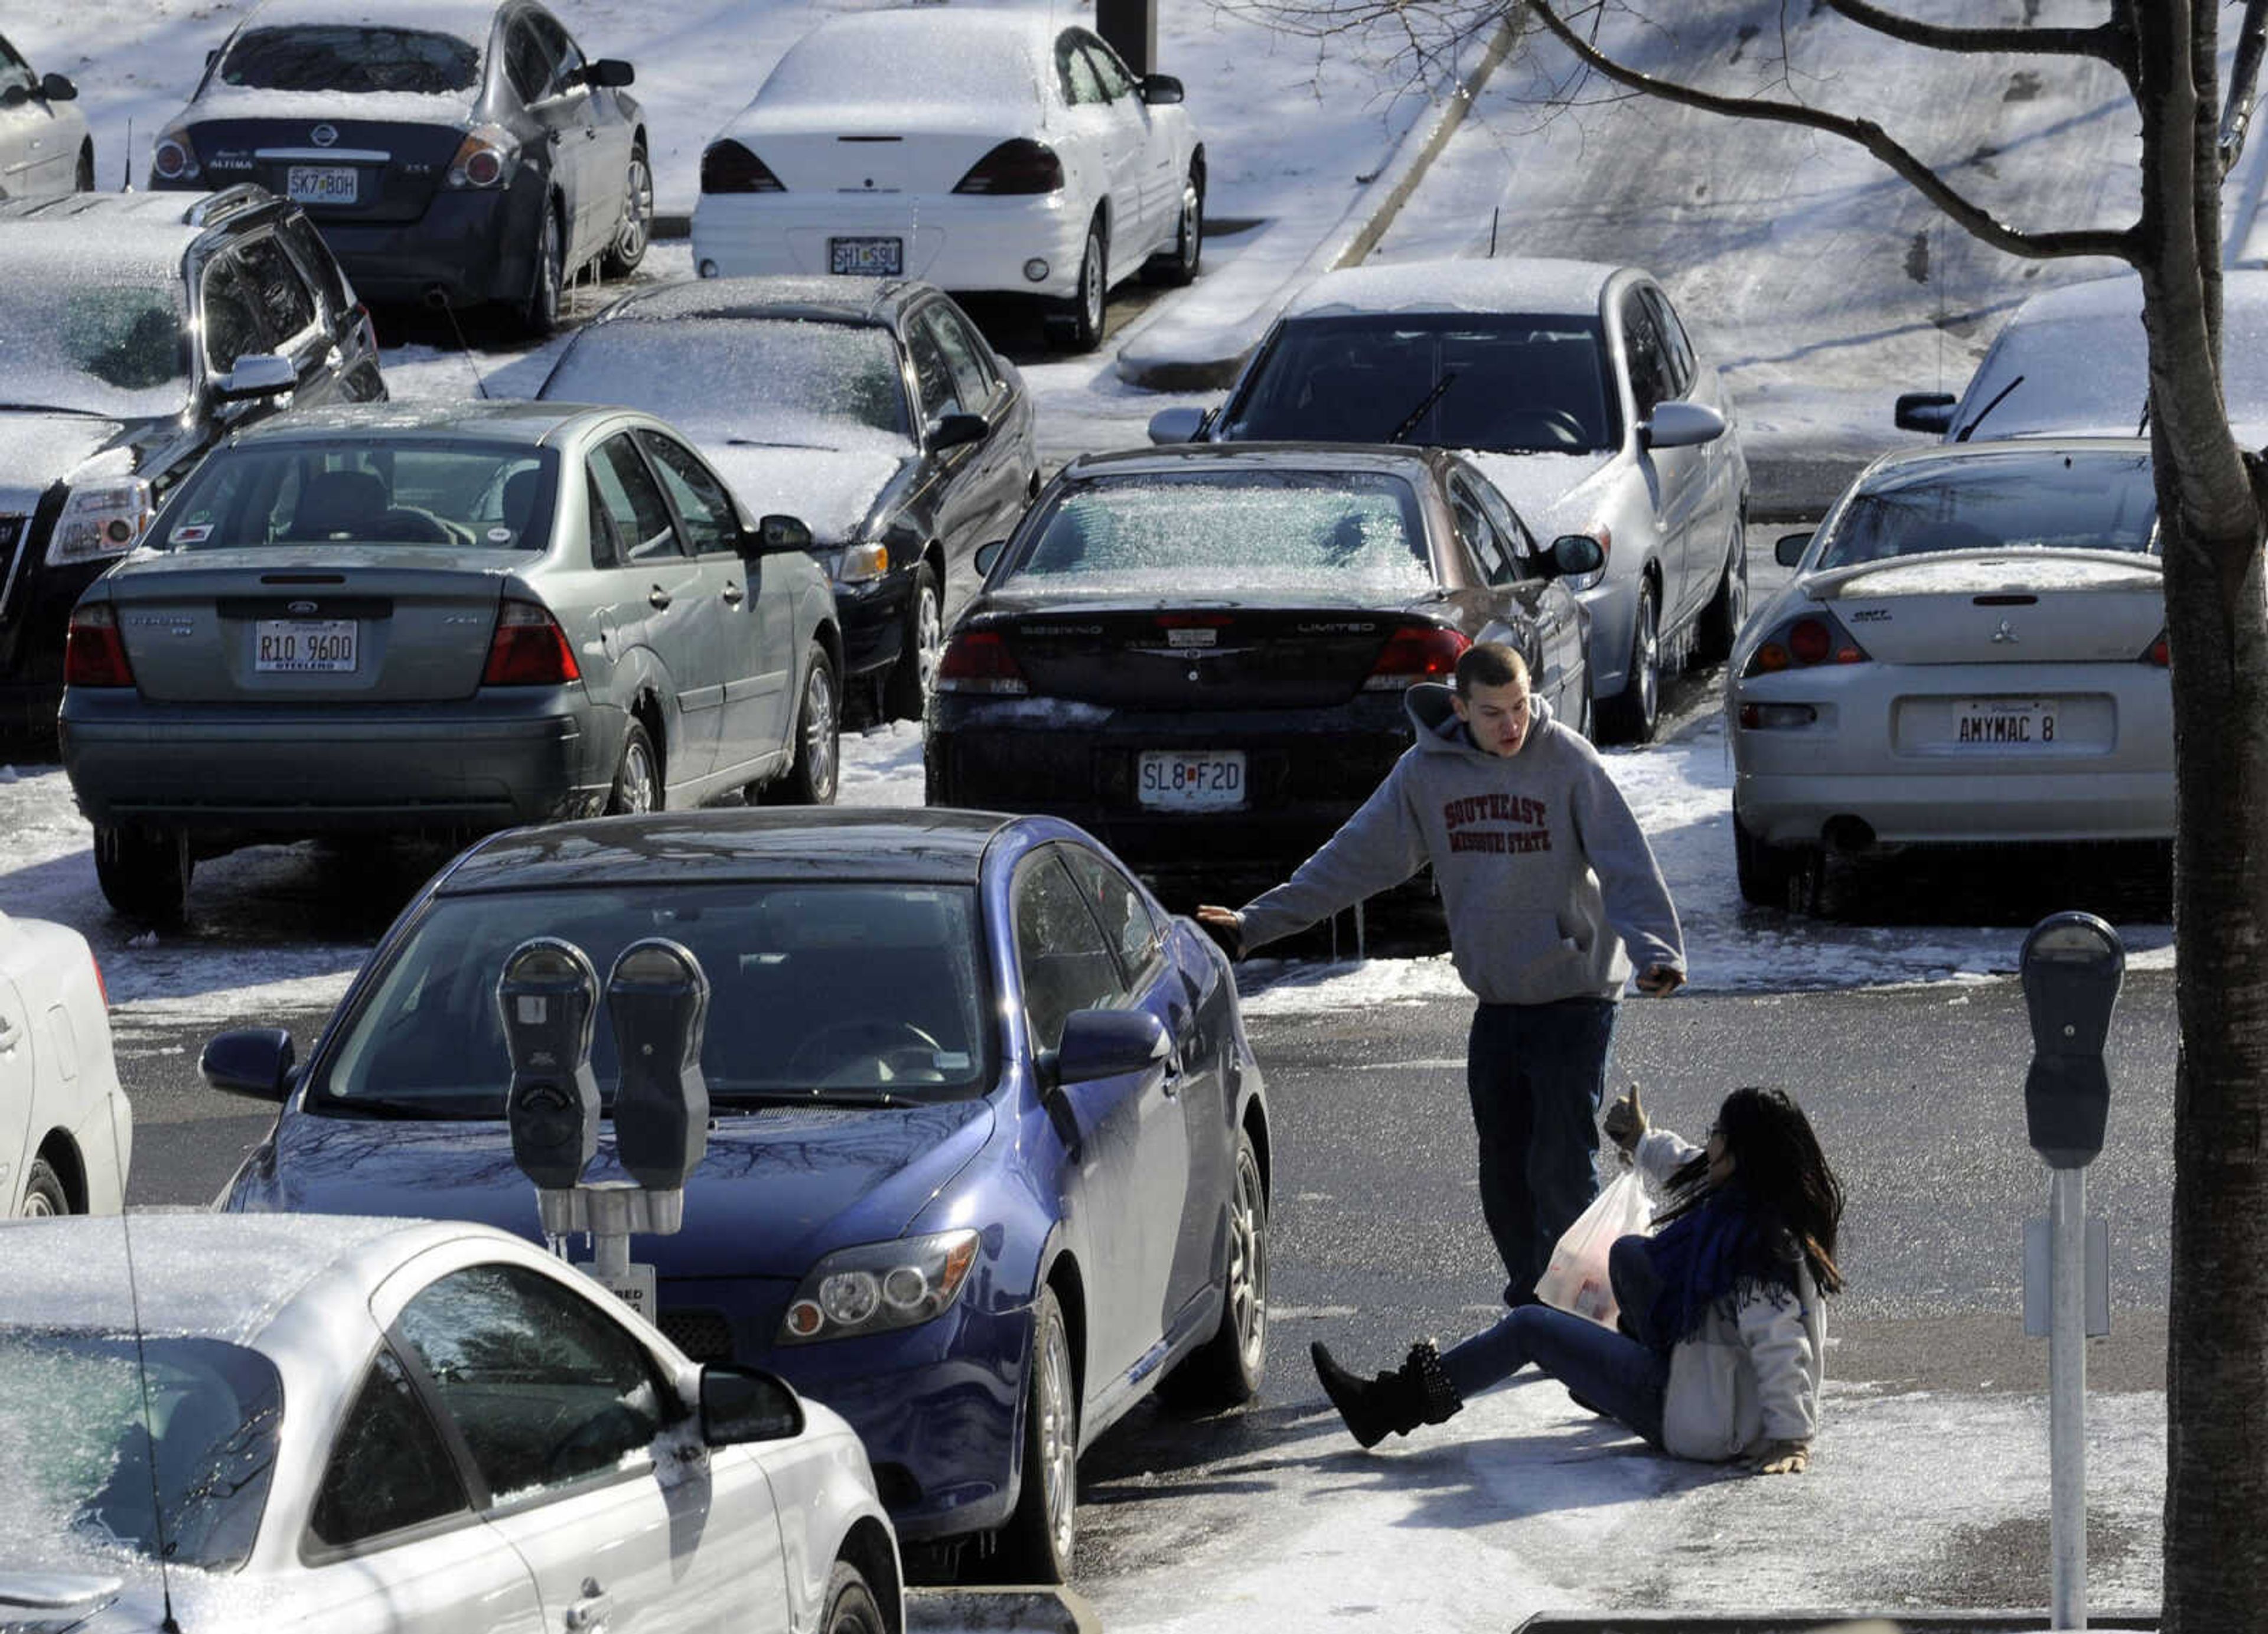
<box><xmin>206</xmin><ymin>807</ymin><xmax>1270</xmax><ymax>1582</ymax></box>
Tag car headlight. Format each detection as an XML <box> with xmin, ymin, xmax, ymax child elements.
<box><xmin>834</xmin><ymin>542</ymin><xmax>890</xmax><ymax>585</ymax></box>
<box><xmin>779</xmin><ymin>1228</ymin><xmax>980</xmax><ymax>1344</ymax></box>
<box><xmin>47</xmin><ymin>480</ymin><xmax>153</xmax><ymax>566</ymax></box>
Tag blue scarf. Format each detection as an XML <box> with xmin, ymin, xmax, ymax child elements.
<box><xmin>1642</xmin><ymin>1185</ymin><xmax>1801</xmax><ymax>1351</ymax></box>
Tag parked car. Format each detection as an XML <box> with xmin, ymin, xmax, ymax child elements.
<box><xmin>1729</xmin><ymin>439</ymin><xmax>2171</xmax><ymax>908</ymax></box>
<box><xmin>151</xmin><ymin>0</ymin><xmax>649</xmax><ymax>335</ymax></box>
<box><xmin>537</xmin><ymin>276</ymin><xmax>1038</xmax><ymax>721</ymax></box>
<box><xmin>2</xmin><ymin>1213</ymin><xmax>902</xmax><ymax>1632</ymax></box>
<box><xmin>0</xmin><ymin>185</ymin><xmax>385</xmax><ymax>736</ymax></box>
<box><xmin>927</xmin><ymin>443</ymin><xmax>1596</xmax><ymax>880</ymax></box>
<box><xmin>204</xmin><ymin>806</ymin><xmax>1270</xmax><ymax>1581</ymax></box>
<box><xmin>59</xmin><ymin>400</ymin><xmax>839</xmax><ymax>921</ymax></box>
<box><xmin>1152</xmin><ymin>258</ymin><xmax>1749</xmax><ymax>742</ymax></box>
<box><xmin>692</xmin><ymin>8</ymin><xmax>1203</xmax><ymax>351</ymax></box>
<box><xmin>1</xmin><ymin>909</ymin><xmax>130</xmax><ymax>1216</ymax></box>
<box><xmin>1894</xmin><ymin>268</ymin><xmax>2268</xmax><ymax>443</ymax></box>
<box><xmin>0</xmin><ymin>30</ymin><xmax>92</xmax><ymax>197</ymax></box>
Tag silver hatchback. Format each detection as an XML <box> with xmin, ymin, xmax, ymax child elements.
<box><xmin>60</xmin><ymin>400</ymin><xmax>842</xmax><ymax>919</ymax></box>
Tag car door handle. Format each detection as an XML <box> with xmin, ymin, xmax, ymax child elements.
<box><xmin>647</xmin><ymin>586</ymin><xmax>672</xmax><ymax>610</ymax></box>
<box><xmin>721</xmin><ymin>582</ymin><xmax>744</xmax><ymax>606</ymax></box>
<box><xmin>565</xmin><ymin>1580</ymin><xmax>610</xmax><ymax>1632</ymax></box>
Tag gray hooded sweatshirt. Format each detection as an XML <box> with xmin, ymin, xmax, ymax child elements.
<box><xmin>1238</xmin><ymin>683</ymin><xmax>1684</xmax><ymax>1004</ymax></box>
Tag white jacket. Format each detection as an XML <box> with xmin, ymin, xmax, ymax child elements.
<box><xmin>1633</xmin><ymin>1129</ymin><xmax>1826</xmax><ymax>1462</ymax></box>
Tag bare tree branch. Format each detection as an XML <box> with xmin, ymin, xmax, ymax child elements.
<box><xmin>1820</xmin><ymin>0</ymin><xmax>2130</xmax><ymax>71</ymax></box>
<box><xmin>1529</xmin><ymin>0</ymin><xmax>2140</xmax><ymax>265</ymax></box>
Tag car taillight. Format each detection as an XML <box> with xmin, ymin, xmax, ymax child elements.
<box><xmin>447</xmin><ymin>125</ymin><xmax>518</xmax><ymax>189</ymax></box>
<box><xmin>1363</xmin><ymin>624</ymin><xmax>1470</xmax><ymax>690</ymax></box>
<box><xmin>483</xmin><ymin>599</ymin><xmax>581</xmax><ymax>686</ymax></box>
<box><xmin>152</xmin><ymin>133</ymin><xmax>198</xmax><ymax>182</ymax></box>
<box><xmin>2143</xmin><ymin>630</ymin><xmax>2171</xmax><ymax>667</ymax></box>
<box><xmin>953</xmin><ymin>139</ymin><xmax>1065</xmax><ymax>195</ymax></box>
<box><xmin>702</xmin><ymin>141</ymin><xmax>785</xmax><ymax>194</ymax></box>
<box><xmin>90</xmin><ymin>952</ymin><xmax>109</xmax><ymax>1010</ymax></box>
<box><xmin>935</xmin><ymin>630</ymin><xmax>1027</xmax><ymax>695</ymax></box>
<box><xmin>1742</xmin><ymin>609</ymin><xmax>1869</xmax><ymax>678</ymax></box>
<box><xmin>64</xmin><ymin>603</ymin><xmax>135</xmax><ymax>689</ymax></box>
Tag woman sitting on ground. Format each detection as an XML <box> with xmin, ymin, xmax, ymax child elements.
<box><xmin>1312</xmin><ymin>1084</ymin><xmax>1844</xmax><ymax>1475</ymax></box>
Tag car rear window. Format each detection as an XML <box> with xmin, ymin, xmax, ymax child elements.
<box><xmin>1005</xmin><ymin>471</ymin><xmax>1433</xmax><ymax>595</ymax></box>
<box><xmin>149</xmin><ymin>441</ymin><xmax>556</xmax><ymax>552</ymax></box>
<box><xmin>1816</xmin><ymin>451</ymin><xmax>2159</xmax><ymax>569</ymax></box>
<box><xmin>218</xmin><ymin>25</ymin><xmax>481</xmax><ymax>95</ymax></box>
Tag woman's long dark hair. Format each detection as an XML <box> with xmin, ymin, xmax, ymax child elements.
<box><xmin>1654</xmin><ymin>1086</ymin><xmax>1846</xmax><ymax>1295</ymax></box>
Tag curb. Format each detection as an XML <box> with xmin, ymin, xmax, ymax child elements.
<box><xmin>1116</xmin><ymin>8</ymin><xmax>1526</xmax><ymax>391</ymax></box>
<box><xmin>1513</xmin><ymin>1611</ymin><xmax>2161</xmax><ymax>1633</ymax></box>
<box><xmin>905</xmin><ymin>1586</ymin><xmax>1100</xmax><ymax>1633</ymax></box>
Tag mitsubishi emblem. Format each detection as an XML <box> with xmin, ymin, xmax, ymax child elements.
<box><xmin>311</xmin><ymin>123</ymin><xmax>339</xmax><ymax>147</ymax></box>
<box><xmin>1992</xmin><ymin>618</ymin><xmax>2019</xmax><ymax>644</ymax></box>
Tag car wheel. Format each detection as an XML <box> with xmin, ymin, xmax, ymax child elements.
<box><xmin>771</xmin><ymin>645</ymin><xmax>840</xmax><ymax>805</ymax></box>
<box><xmin>517</xmin><ymin>198</ymin><xmax>565</xmax><ymax>339</ymax></box>
<box><xmin>93</xmin><ymin>824</ymin><xmax>190</xmax><ymax>923</ymax></box>
<box><xmin>605</xmin><ymin>720</ymin><xmax>663</xmax><ymax>815</ymax></box>
<box><xmin>998</xmin><ymin>1286</ymin><xmax>1078</xmax><ymax>1582</ymax></box>
<box><xmin>1733</xmin><ymin>810</ymin><xmax>1817</xmax><ymax>911</ymax></box>
<box><xmin>1598</xmin><ymin>579</ymin><xmax>1661</xmax><ymax>745</ymax></box>
<box><xmin>819</xmin><ymin>1561</ymin><xmax>887</xmax><ymax>1634</ymax></box>
<box><xmin>74</xmin><ymin>144</ymin><xmax>93</xmax><ymax>193</ymax></box>
<box><xmin>1144</xmin><ymin>170</ymin><xmax>1203</xmax><ymax>286</ymax></box>
<box><xmin>883</xmin><ymin>564</ymin><xmax>943</xmax><ymax>723</ymax></box>
<box><xmin>1158</xmin><ymin>1128</ymin><xmax>1269</xmax><ymax>1408</ymax></box>
<box><xmin>1051</xmin><ymin>216</ymin><xmax>1107</xmax><ymax>353</ymax></box>
<box><xmin>19</xmin><ymin>1157</ymin><xmax>69</xmax><ymax>1218</ymax></box>
<box><xmin>599</xmin><ymin>145</ymin><xmax>652</xmax><ymax>279</ymax></box>
<box><xmin>1695</xmin><ymin>511</ymin><xmax>1748</xmax><ymax>664</ymax></box>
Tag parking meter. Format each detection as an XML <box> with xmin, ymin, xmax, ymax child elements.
<box><xmin>2020</xmin><ymin>912</ymin><xmax>2124</xmax><ymax>1168</ymax></box>
<box><xmin>497</xmin><ymin>938</ymin><xmax>602</xmax><ymax>1192</ymax></box>
<box><xmin>605</xmin><ymin>938</ymin><xmax>711</xmax><ymax>1199</ymax></box>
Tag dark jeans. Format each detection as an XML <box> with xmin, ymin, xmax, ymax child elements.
<box><xmin>1467</xmin><ymin>997</ymin><xmax>1619</xmax><ymax>1304</ymax></box>
<box><xmin>1441</xmin><ymin>1299</ymin><xmax>1671</xmax><ymax>1447</ymax></box>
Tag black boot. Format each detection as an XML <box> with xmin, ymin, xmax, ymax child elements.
<box><xmin>1311</xmin><ymin>1339</ymin><xmax>1464</xmax><ymax>1449</ymax></box>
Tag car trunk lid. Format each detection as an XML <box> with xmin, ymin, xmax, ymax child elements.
<box><xmin>729</xmin><ymin>110</ymin><xmax>1022</xmax><ymax>198</ymax></box>
<box><xmin>1816</xmin><ymin>552</ymin><xmax>2164</xmax><ymax>666</ymax></box>
<box><xmin>186</xmin><ymin>112</ymin><xmax>469</xmax><ymax>224</ymax></box>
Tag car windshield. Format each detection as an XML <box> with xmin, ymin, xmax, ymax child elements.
<box><xmin>0</xmin><ymin>279</ymin><xmax>191</xmax><ymax>420</ymax></box>
<box><xmin>1816</xmin><ymin>451</ymin><xmax>2161</xmax><ymax>569</ymax></box>
<box><xmin>146</xmin><ymin>441</ymin><xmax>557</xmax><ymax>552</ymax></box>
<box><xmin>1222</xmin><ymin>314</ymin><xmax>1621</xmax><ymax>453</ymax></box>
<box><xmin>314</xmin><ymin>883</ymin><xmax>992</xmax><ymax>1116</ymax></box>
<box><xmin>217</xmin><ymin>25</ymin><xmax>482</xmax><ymax>95</ymax></box>
<box><xmin>1005</xmin><ymin>471</ymin><xmax>1433</xmax><ymax>596</ymax></box>
<box><xmin>0</xmin><ymin>1332</ymin><xmax>281</xmax><ymax>1575</ymax></box>
<box><xmin>542</xmin><ymin>320</ymin><xmax>913</xmax><ymax>447</ymax></box>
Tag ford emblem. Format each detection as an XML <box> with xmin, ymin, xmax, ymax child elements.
<box><xmin>288</xmin><ymin>599</ymin><xmax>318</xmax><ymax>614</ymax></box>
<box><xmin>311</xmin><ymin>123</ymin><xmax>338</xmax><ymax>147</ymax></box>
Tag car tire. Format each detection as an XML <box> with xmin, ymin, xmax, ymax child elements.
<box><xmin>1158</xmin><ymin>1128</ymin><xmax>1268</xmax><ymax>1410</ymax></box>
<box><xmin>818</xmin><ymin>1561</ymin><xmax>887</xmax><ymax>1634</ymax></box>
<box><xmin>1598</xmin><ymin>578</ymin><xmax>1661</xmax><ymax>745</ymax></box>
<box><xmin>770</xmin><ymin>645</ymin><xmax>840</xmax><ymax>805</ymax></box>
<box><xmin>599</xmin><ymin>144</ymin><xmax>652</xmax><ymax>279</ymax></box>
<box><xmin>19</xmin><ymin>1157</ymin><xmax>69</xmax><ymax>1218</ymax></box>
<box><xmin>1051</xmin><ymin>216</ymin><xmax>1107</xmax><ymax>353</ymax></box>
<box><xmin>998</xmin><ymin>1286</ymin><xmax>1078</xmax><ymax>1583</ymax></box>
<box><xmin>883</xmin><ymin>563</ymin><xmax>943</xmax><ymax>723</ymax></box>
<box><xmin>93</xmin><ymin>824</ymin><xmax>190</xmax><ymax>923</ymax></box>
<box><xmin>1733</xmin><ymin>810</ymin><xmax>1816</xmax><ymax>911</ymax></box>
<box><xmin>517</xmin><ymin>197</ymin><xmax>565</xmax><ymax>339</ymax></box>
<box><xmin>1143</xmin><ymin>170</ymin><xmax>1203</xmax><ymax>286</ymax></box>
<box><xmin>1695</xmin><ymin>510</ymin><xmax>1748</xmax><ymax>664</ymax></box>
<box><xmin>605</xmin><ymin>720</ymin><xmax>663</xmax><ymax>815</ymax></box>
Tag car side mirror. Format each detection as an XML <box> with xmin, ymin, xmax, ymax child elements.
<box><xmin>1548</xmin><ymin>534</ymin><xmax>1605</xmax><ymax>577</ymax></box>
<box><xmin>752</xmin><ymin>513</ymin><xmax>813</xmax><ymax>554</ymax></box>
<box><xmin>582</xmin><ymin>58</ymin><xmax>636</xmax><ymax>89</ymax></box>
<box><xmin>213</xmin><ymin>353</ymin><xmax>297</xmax><ymax>402</ymax></box>
<box><xmin>39</xmin><ymin>72</ymin><xmax>77</xmax><ymax>103</ymax></box>
<box><xmin>1146</xmin><ymin>405</ymin><xmax>1206</xmax><ymax>444</ymax></box>
<box><xmin>1774</xmin><ymin>532</ymin><xmax>1813</xmax><ymax>568</ymax></box>
<box><xmin>1895</xmin><ymin>391</ymin><xmax>1957</xmax><ymax>434</ymax></box>
<box><xmin>973</xmin><ymin>539</ymin><xmax>1006</xmax><ymax>578</ymax></box>
<box><xmin>1044</xmin><ymin>1007</ymin><xmax>1171</xmax><ymax>1091</ymax></box>
<box><xmin>928</xmin><ymin>412</ymin><xmax>988</xmax><ymax>453</ymax></box>
<box><xmin>201</xmin><ymin>1028</ymin><xmax>297</xmax><ymax>1102</ymax></box>
<box><xmin>699</xmin><ymin>1364</ymin><xmax>804</xmax><ymax>1445</ymax></box>
<box><xmin>1140</xmin><ymin>73</ymin><xmax>1185</xmax><ymax>105</ymax></box>
<box><xmin>1638</xmin><ymin>400</ymin><xmax>1726</xmax><ymax>451</ymax></box>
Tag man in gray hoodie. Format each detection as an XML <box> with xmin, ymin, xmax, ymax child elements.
<box><xmin>1199</xmin><ymin>641</ymin><xmax>1684</xmax><ymax>1307</ymax></box>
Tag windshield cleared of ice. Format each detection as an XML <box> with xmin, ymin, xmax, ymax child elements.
<box><xmin>217</xmin><ymin>24</ymin><xmax>481</xmax><ymax>95</ymax></box>
<box><xmin>0</xmin><ymin>1333</ymin><xmax>281</xmax><ymax>1575</ymax></box>
<box><xmin>314</xmin><ymin>883</ymin><xmax>992</xmax><ymax>1115</ymax></box>
<box><xmin>1223</xmin><ymin>314</ymin><xmax>1619</xmax><ymax>453</ymax></box>
<box><xmin>148</xmin><ymin>441</ymin><xmax>556</xmax><ymax>552</ymax></box>
<box><xmin>0</xmin><ymin>279</ymin><xmax>190</xmax><ymax>420</ymax></box>
<box><xmin>1816</xmin><ymin>451</ymin><xmax>2159</xmax><ymax>570</ymax></box>
<box><xmin>542</xmin><ymin>320</ymin><xmax>913</xmax><ymax>446</ymax></box>
<box><xmin>1006</xmin><ymin>471</ymin><xmax>1433</xmax><ymax>595</ymax></box>
<box><xmin>759</xmin><ymin>17</ymin><xmax>1044</xmax><ymax>112</ymax></box>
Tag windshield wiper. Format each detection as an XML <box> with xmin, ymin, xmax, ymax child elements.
<box><xmin>711</xmin><ymin>1088</ymin><xmax>909</xmax><ymax>1110</ymax></box>
<box><xmin>1388</xmin><ymin>372</ymin><xmax>1459</xmax><ymax>443</ymax></box>
<box><xmin>1953</xmin><ymin>373</ymin><xmax>2024</xmax><ymax>442</ymax></box>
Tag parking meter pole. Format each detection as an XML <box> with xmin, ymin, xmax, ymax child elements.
<box><xmin>2050</xmin><ymin>1166</ymin><xmax>2087</xmax><ymax>1630</ymax></box>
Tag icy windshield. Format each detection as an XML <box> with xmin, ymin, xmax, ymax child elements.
<box><xmin>218</xmin><ymin>25</ymin><xmax>481</xmax><ymax>94</ymax></box>
<box><xmin>148</xmin><ymin>441</ymin><xmax>556</xmax><ymax>552</ymax></box>
<box><xmin>315</xmin><ymin>883</ymin><xmax>992</xmax><ymax>1115</ymax></box>
<box><xmin>1816</xmin><ymin>452</ymin><xmax>2159</xmax><ymax>570</ymax></box>
<box><xmin>0</xmin><ymin>280</ymin><xmax>190</xmax><ymax>419</ymax></box>
<box><xmin>1006</xmin><ymin>471</ymin><xmax>1433</xmax><ymax>595</ymax></box>
<box><xmin>542</xmin><ymin>320</ymin><xmax>913</xmax><ymax>446</ymax></box>
<box><xmin>0</xmin><ymin>1333</ymin><xmax>281</xmax><ymax>1575</ymax></box>
<box><xmin>1224</xmin><ymin>314</ymin><xmax>1620</xmax><ymax>453</ymax></box>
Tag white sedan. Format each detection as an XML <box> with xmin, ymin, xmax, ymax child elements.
<box><xmin>1</xmin><ymin>910</ymin><xmax>129</xmax><ymax>1216</ymax></box>
<box><xmin>2</xmin><ymin>1214</ymin><xmax>901</xmax><ymax>1634</ymax></box>
<box><xmin>1729</xmin><ymin>439</ymin><xmax>2171</xmax><ymax>909</ymax></box>
<box><xmin>690</xmin><ymin>8</ymin><xmax>1203</xmax><ymax>351</ymax></box>
<box><xmin>0</xmin><ymin>32</ymin><xmax>91</xmax><ymax>198</ymax></box>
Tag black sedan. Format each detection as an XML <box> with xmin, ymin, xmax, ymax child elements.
<box><xmin>539</xmin><ymin>275</ymin><xmax>1040</xmax><ymax>721</ymax></box>
<box><xmin>151</xmin><ymin>0</ymin><xmax>647</xmax><ymax>335</ymax></box>
<box><xmin>926</xmin><ymin>443</ymin><xmax>1598</xmax><ymax>879</ymax></box>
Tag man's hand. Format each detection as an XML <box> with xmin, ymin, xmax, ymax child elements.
<box><xmin>1634</xmin><ymin>964</ymin><xmax>1685</xmax><ymax>997</ymax></box>
<box><xmin>1746</xmin><ymin>1439</ymin><xmax>1810</xmax><ymax>1475</ymax></box>
<box><xmin>1602</xmin><ymin>1083</ymin><xmax>1647</xmax><ymax>1154</ymax></box>
<box><xmin>1195</xmin><ymin>905</ymin><xmax>1246</xmax><ymax>960</ymax></box>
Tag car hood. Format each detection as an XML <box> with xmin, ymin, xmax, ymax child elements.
<box><xmin>240</xmin><ymin>1097</ymin><xmax>998</xmax><ymax>1277</ymax></box>
<box><xmin>1463</xmin><ymin>447</ymin><xmax>1622</xmax><ymax>539</ymax></box>
<box><xmin>697</xmin><ymin>439</ymin><xmax>908</xmax><ymax>547</ymax></box>
<box><xmin>0</xmin><ymin>413</ymin><xmax>136</xmax><ymax>512</ymax></box>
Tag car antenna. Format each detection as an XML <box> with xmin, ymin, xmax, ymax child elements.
<box><xmin>436</xmin><ymin>302</ymin><xmax>493</xmax><ymax>400</ymax></box>
<box><xmin>1488</xmin><ymin>207</ymin><xmax>1498</xmax><ymax>258</ymax></box>
<box><xmin>103</xmin><ymin>1077</ymin><xmax>183</xmax><ymax>1633</ymax></box>
<box><xmin>121</xmin><ymin>118</ymin><xmax>134</xmax><ymax>193</ymax></box>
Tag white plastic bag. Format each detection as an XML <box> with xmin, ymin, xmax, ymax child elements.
<box><xmin>1534</xmin><ymin>1169</ymin><xmax>1653</xmax><ymax>1329</ymax></box>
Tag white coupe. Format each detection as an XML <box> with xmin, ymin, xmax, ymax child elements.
<box><xmin>1</xmin><ymin>909</ymin><xmax>129</xmax><ymax>1216</ymax></box>
<box><xmin>690</xmin><ymin>7</ymin><xmax>1203</xmax><ymax>351</ymax></box>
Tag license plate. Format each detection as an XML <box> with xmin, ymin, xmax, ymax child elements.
<box><xmin>1138</xmin><ymin>751</ymin><xmax>1246</xmax><ymax>810</ymax></box>
<box><xmin>829</xmin><ymin>235</ymin><xmax>902</xmax><ymax>276</ymax></box>
<box><xmin>255</xmin><ymin>619</ymin><xmax>357</xmax><ymax>673</ymax></box>
<box><xmin>1952</xmin><ymin>697</ymin><xmax>2056</xmax><ymax>746</ymax></box>
<box><xmin>285</xmin><ymin>165</ymin><xmax>358</xmax><ymax>205</ymax></box>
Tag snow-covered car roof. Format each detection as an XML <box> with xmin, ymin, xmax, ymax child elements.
<box><xmin>735</xmin><ymin>7</ymin><xmax>1055</xmax><ymax>121</ymax></box>
<box><xmin>1282</xmin><ymin>258</ymin><xmax>1626</xmax><ymax>322</ymax></box>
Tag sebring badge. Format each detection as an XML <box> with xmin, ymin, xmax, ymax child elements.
<box><xmin>311</xmin><ymin>123</ymin><xmax>339</xmax><ymax>148</ymax></box>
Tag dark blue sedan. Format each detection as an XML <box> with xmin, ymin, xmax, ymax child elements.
<box><xmin>208</xmin><ymin>807</ymin><xmax>1270</xmax><ymax>1581</ymax></box>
